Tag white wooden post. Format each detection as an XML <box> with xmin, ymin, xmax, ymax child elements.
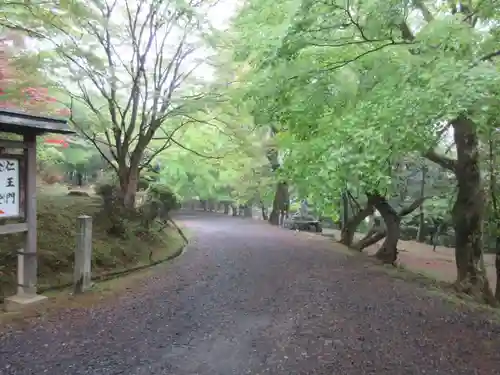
<box><xmin>74</xmin><ymin>215</ymin><xmax>93</xmax><ymax>294</ymax></box>
<box><xmin>16</xmin><ymin>249</ymin><xmax>24</xmax><ymax>295</ymax></box>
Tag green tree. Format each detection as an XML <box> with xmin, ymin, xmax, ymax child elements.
<box><xmin>25</xmin><ymin>0</ymin><xmax>222</xmax><ymax>208</ymax></box>
<box><xmin>152</xmin><ymin>106</ymin><xmax>272</xmax><ymax>213</ymax></box>
<box><xmin>230</xmin><ymin>0</ymin><xmax>500</xmax><ymax>303</ymax></box>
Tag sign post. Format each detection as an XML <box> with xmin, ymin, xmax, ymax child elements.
<box><xmin>0</xmin><ymin>109</ymin><xmax>73</xmax><ymax>312</ymax></box>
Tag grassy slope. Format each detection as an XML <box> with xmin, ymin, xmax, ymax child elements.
<box><xmin>0</xmin><ymin>191</ymin><xmax>184</xmax><ymax>298</ymax></box>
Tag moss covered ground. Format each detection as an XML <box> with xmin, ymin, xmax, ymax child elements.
<box><xmin>0</xmin><ymin>189</ymin><xmax>184</xmax><ymax>300</ymax></box>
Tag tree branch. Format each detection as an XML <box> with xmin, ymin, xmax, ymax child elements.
<box><xmin>170</xmin><ymin>138</ymin><xmax>224</xmax><ymax>159</ymax></box>
<box><xmin>398</xmin><ymin>196</ymin><xmax>430</xmax><ymax>217</ymax></box>
<box><xmin>424</xmin><ymin>149</ymin><xmax>456</xmax><ymax>172</ymax></box>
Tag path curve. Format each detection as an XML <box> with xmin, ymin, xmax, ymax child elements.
<box><xmin>1</xmin><ymin>212</ymin><xmax>500</xmax><ymax>375</ymax></box>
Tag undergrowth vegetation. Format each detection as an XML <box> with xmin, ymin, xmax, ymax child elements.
<box><xmin>0</xmin><ymin>188</ymin><xmax>183</xmax><ymax>299</ymax></box>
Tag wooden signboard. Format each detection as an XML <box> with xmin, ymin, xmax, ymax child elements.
<box><xmin>0</xmin><ymin>157</ymin><xmax>20</xmax><ymax>218</ymax></box>
<box><xmin>0</xmin><ymin>109</ymin><xmax>73</xmax><ymax>312</ymax></box>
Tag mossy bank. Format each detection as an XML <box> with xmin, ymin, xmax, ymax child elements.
<box><xmin>0</xmin><ymin>192</ymin><xmax>184</xmax><ymax>301</ymax></box>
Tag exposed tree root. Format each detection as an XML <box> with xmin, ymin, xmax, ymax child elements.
<box><xmin>453</xmin><ymin>273</ymin><xmax>497</xmax><ymax>307</ymax></box>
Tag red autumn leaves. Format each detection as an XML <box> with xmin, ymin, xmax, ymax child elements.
<box><xmin>0</xmin><ymin>35</ymin><xmax>71</xmax><ymax>117</ymax></box>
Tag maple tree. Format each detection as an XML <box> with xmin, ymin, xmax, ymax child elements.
<box><xmin>0</xmin><ymin>31</ymin><xmax>70</xmax><ymax>117</ymax></box>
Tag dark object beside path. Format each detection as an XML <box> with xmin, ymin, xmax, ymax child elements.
<box><xmin>283</xmin><ymin>212</ymin><xmax>323</xmax><ymax>232</ymax></box>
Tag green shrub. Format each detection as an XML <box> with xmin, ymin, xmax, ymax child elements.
<box><xmin>149</xmin><ymin>183</ymin><xmax>181</xmax><ymax>214</ymax></box>
<box><xmin>94</xmin><ymin>181</ymin><xmax>116</xmax><ymax>200</ymax></box>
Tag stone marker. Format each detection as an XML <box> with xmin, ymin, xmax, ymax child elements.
<box><xmin>74</xmin><ymin>215</ymin><xmax>93</xmax><ymax>294</ymax></box>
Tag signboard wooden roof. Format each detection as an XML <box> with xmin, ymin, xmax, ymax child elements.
<box><xmin>0</xmin><ymin>109</ymin><xmax>74</xmax><ymax>135</ymax></box>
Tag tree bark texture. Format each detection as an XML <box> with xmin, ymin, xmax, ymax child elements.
<box><xmin>352</xmin><ymin>194</ymin><xmax>428</xmax><ymax>264</ymax></box>
<box><xmin>269</xmin><ymin>181</ymin><xmax>289</xmax><ymax>226</ymax></box>
<box><xmin>451</xmin><ymin>116</ymin><xmax>495</xmax><ymax>304</ymax></box>
<box><xmin>340</xmin><ymin>203</ymin><xmax>374</xmax><ymax>247</ymax></box>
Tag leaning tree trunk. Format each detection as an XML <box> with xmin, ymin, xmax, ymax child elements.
<box><xmin>269</xmin><ymin>181</ymin><xmax>289</xmax><ymax>226</ymax></box>
<box><xmin>452</xmin><ymin>116</ymin><xmax>495</xmax><ymax>304</ymax></box>
<box><xmin>352</xmin><ymin>194</ymin><xmax>427</xmax><ymax>260</ymax></box>
<box><xmin>340</xmin><ymin>203</ymin><xmax>374</xmax><ymax>247</ymax></box>
<box><xmin>369</xmin><ymin>194</ymin><xmax>400</xmax><ymax>264</ymax></box>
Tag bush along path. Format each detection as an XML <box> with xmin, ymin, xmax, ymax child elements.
<box><xmin>1</xmin><ymin>212</ymin><xmax>500</xmax><ymax>375</ymax></box>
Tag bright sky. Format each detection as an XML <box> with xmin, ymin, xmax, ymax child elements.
<box><xmin>207</xmin><ymin>0</ymin><xmax>240</xmax><ymax>30</ymax></box>
<box><xmin>20</xmin><ymin>0</ymin><xmax>241</xmax><ymax>94</ymax></box>
<box><xmin>191</xmin><ymin>0</ymin><xmax>241</xmax><ymax>81</ymax></box>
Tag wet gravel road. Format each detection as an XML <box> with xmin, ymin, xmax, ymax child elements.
<box><xmin>1</xmin><ymin>212</ymin><xmax>500</xmax><ymax>375</ymax></box>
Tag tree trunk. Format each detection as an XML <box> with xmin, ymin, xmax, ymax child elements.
<box><xmin>119</xmin><ymin>165</ymin><xmax>139</xmax><ymax>209</ymax></box>
<box><xmin>260</xmin><ymin>202</ymin><xmax>268</xmax><ymax>221</ymax></box>
<box><xmin>352</xmin><ymin>195</ymin><xmax>427</xmax><ymax>256</ymax></box>
<box><xmin>341</xmin><ymin>191</ymin><xmax>349</xmax><ymax>230</ymax></box>
<box><xmin>452</xmin><ymin>116</ymin><xmax>495</xmax><ymax>304</ymax></box>
<box><xmin>487</xmin><ymin>133</ymin><xmax>500</xmax><ymax>302</ymax></box>
<box><xmin>495</xmin><ymin>237</ymin><xmax>500</xmax><ymax>302</ymax></box>
<box><xmin>76</xmin><ymin>171</ymin><xmax>83</xmax><ymax>187</ymax></box>
<box><xmin>416</xmin><ymin>209</ymin><xmax>425</xmax><ymax>242</ymax></box>
<box><xmin>416</xmin><ymin>166</ymin><xmax>427</xmax><ymax>242</ymax></box>
<box><xmin>231</xmin><ymin>204</ymin><xmax>238</xmax><ymax>216</ymax></box>
<box><xmin>208</xmin><ymin>199</ymin><xmax>215</xmax><ymax>212</ymax></box>
<box><xmin>223</xmin><ymin>203</ymin><xmax>229</xmax><ymax>215</ymax></box>
<box><xmin>369</xmin><ymin>194</ymin><xmax>400</xmax><ymax>264</ymax></box>
<box><xmin>340</xmin><ymin>203</ymin><xmax>374</xmax><ymax>247</ymax></box>
<box><xmin>243</xmin><ymin>204</ymin><xmax>252</xmax><ymax>217</ymax></box>
<box><xmin>269</xmin><ymin>181</ymin><xmax>289</xmax><ymax>226</ymax></box>
<box><xmin>353</xmin><ymin>229</ymin><xmax>386</xmax><ymax>251</ymax></box>
<box><xmin>269</xmin><ymin>207</ymin><xmax>279</xmax><ymax>225</ymax></box>
<box><xmin>200</xmin><ymin>200</ymin><xmax>208</xmax><ymax>211</ymax></box>
<box><xmin>430</xmin><ymin>219</ymin><xmax>443</xmax><ymax>251</ymax></box>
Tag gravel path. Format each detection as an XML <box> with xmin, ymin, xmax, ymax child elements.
<box><xmin>1</xmin><ymin>212</ymin><xmax>500</xmax><ymax>375</ymax></box>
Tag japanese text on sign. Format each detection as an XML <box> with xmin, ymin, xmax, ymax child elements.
<box><xmin>0</xmin><ymin>158</ymin><xmax>19</xmax><ymax>217</ymax></box>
